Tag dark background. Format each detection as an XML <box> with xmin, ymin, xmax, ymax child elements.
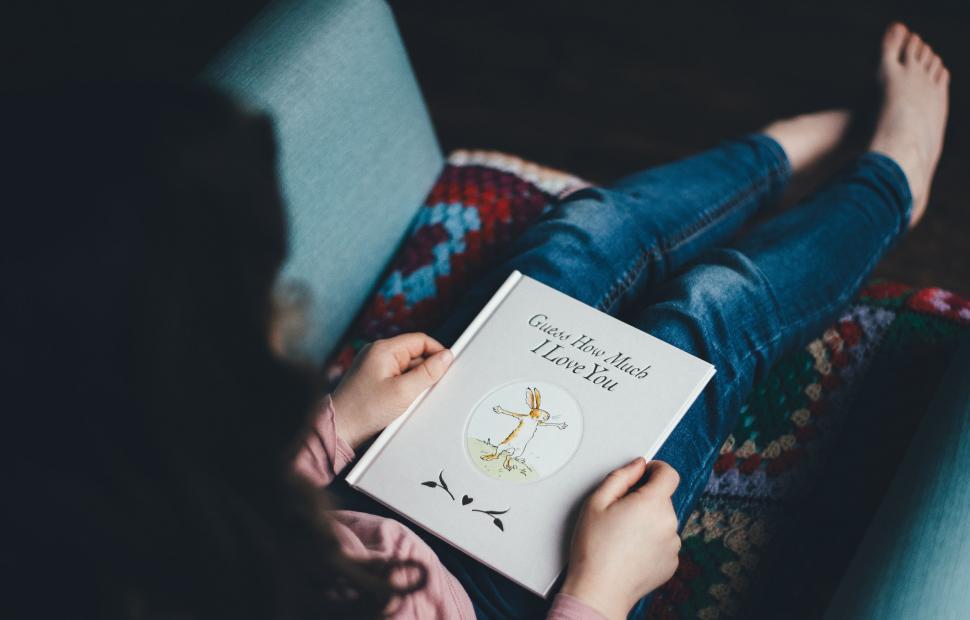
<box><xmin>7</xmin><ymin>0</ymin><xmax>967</xmax><ymax>294</ymax></box>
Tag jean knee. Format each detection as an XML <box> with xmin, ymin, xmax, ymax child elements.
<box><xmin>555</xmin><ymin>186</ymin><xmax>637</xmax><ymax>230</ymax></box>
<box><xmin>539</xmin><ymin>188</ymin><xmax>645</xmax><ymax>260</ymax></box>
<box><xmin>636</xmin><ymin>248</ymin><xmax>784</xmax><ymax>387</ymax></box>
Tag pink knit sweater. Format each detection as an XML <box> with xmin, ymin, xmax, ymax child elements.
<box><xmin>293</xmin><ymin>395</ymin><xmax>607</xmax><ymax>619</ymax></box>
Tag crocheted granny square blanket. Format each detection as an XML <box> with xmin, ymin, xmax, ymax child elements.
<box><xmin>325</xmin><ymin>151</ymin><xmax>970</xmax><ymax>619</ymax></box>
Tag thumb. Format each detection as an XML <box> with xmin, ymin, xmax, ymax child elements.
<box><xmin>393</xmin><ymin>348</ymin><xmax>454</xmax><ymax>400</ymax></box>
<box><xmin>634</xmin><ymin>460</ymin><xmax>681</xmax><ymax>499</ymax></box>
<box><xmin>590</xmin><ymin>456</ymin><xmax>647</xmax><ymax>509</ymax></box>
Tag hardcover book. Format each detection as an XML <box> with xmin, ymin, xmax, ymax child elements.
<box><xmin>345</xmin><ymin>270</ymin><xmax>715</xmax><ymax>596</ymax></box>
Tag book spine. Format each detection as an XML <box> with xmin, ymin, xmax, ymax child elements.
<box><xmin>345</xmin><ymin>270</ymin><xmax>524</xmax><ymax>486</ymax></box>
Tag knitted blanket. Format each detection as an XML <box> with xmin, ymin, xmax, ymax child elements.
<box><xmin>325</xmin><ymin>152</ymin><xmax>970</xmax><ymax>619</ymax></box>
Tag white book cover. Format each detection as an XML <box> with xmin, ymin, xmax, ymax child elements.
<box><xmin>345</xmin><ymin>270</ymin><xmax>715</xmax><ymax>597</ymax></box>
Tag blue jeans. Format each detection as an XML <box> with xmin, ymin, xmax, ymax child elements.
<box><xmin>331</xmin><ymin>134</ymin><xmax>912</xmax><ymax>619</ymax></box>
<box><xmin>337</xmin><ymin>135</ymin><xmax>912</xmax><ymax>618</ymax></box>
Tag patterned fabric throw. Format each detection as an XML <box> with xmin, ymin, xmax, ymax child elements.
<box><xmin>324</xmin><ymin>152</ymin><xmax>970</xmax><ymax>619</ymax></box>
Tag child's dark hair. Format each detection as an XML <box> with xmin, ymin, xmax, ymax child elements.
<box><xmin>5</xmin><ymin>81</ymin><xmax>425</xmax><ymax>619</ymax></box>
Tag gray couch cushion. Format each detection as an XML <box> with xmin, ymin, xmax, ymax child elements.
<box><xmin>204</xmin><ymin>0</ymin><xmax>442</xmax><ymax>361</ymax></box>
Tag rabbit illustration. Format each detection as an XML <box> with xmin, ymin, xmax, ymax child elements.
<box><xmin>481</xmin><ymin>386</ymin><xmax>568</xmax><ymax>471</ymax></box>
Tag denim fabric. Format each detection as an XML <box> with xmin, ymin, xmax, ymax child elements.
<box><xmin>433</xmin><ymin>134</ymin><xmax>792</xmax><ymax>341</ymax></box>
<box><xmin>332</xmin><ymin>135</ymin><xmax>913</xmax><ymax>619</ymax></box>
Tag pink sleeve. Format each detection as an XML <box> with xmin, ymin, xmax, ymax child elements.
<box><xmin>293</xmin><ymin>394</ymin><xmax>356</xmax><ymax>487</ymax></box>
<box><xmin>546</xmin><ymin>593</ymin><xmax>610</xmax><ymax>620</ymax></box>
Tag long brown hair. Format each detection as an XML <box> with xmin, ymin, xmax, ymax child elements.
<box><xmin>6</xmin><ymin>82</ymin><xmax>424</xmax><ymax>619</ymax></box>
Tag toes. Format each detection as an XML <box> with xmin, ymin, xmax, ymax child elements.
<box><xmin>928</xmin><ymin>54</ymin><xmax>942</xmax><ymax>75</ymax></box>
<box><xmin>914</xmin><ymin>38</ymin><xmax>927</xmax><ymax>63</ymax></box>
<box><xmin>904</xmin><ymin>32</ymin><xmax>924</xmax><ymax>65</ymax></box>
<box><xmin>883</xmin><ymin>22</ymin><xmax>908</xmax><ymax>60</ymax></box>
<box><xmin>938</xmin><ymin>67</ymin><xmax>951</xmax><ymax>85</ymax></box>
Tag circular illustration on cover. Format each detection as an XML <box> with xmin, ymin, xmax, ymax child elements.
<box><xmin>465</xmin><ymin>381</ymin><xmax>583</xmax><ymax>482</ymax></box>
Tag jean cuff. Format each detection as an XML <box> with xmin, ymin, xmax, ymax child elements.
<box><xmin>747</xmin><ymin>132</ymin><xmax>793</xmax><ymax>196</ymax></box>
<box><xmin>858</xmin><ymin>151</ymin><xmax>915</xmax><ymax>238</ymax></box>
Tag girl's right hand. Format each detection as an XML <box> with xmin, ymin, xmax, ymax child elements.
<box><xmin>560</xmin><ymin>457</ymin><xmax>682</xmax><ymax>620</ymax></box>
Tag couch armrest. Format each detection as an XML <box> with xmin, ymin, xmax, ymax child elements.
<box><xmin>825</xmin><ymin>333</ymin><xmax>970</xmax><ymax>619</ymax></box>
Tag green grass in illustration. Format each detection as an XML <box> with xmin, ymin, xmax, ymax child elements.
<box><xmin>467</xmin><ymin>437</ymin><xmax>539</xmax><ymax>481</ymax></box>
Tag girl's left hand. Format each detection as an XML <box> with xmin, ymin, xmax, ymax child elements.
<box><xmin>331</xmin><ymin>333</ymin><xmax>454</xmax><ymax>449</ymax></box>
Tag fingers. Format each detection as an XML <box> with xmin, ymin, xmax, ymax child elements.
<box><xmin>634</xmin><ymin>460</ymin><xmax>681</xmax><ymax>499</ymax></box>
<box><xmin>392</xmin><ymin>348</ymin><xmax>454</xmax><ymax>399</ymax></box>
<box><xmin>590</xmin><ymin>456</ymin><xmax>647</xmax><ymax>509</ymax></box>
<box><xmin>358</xmin><ymin>333</ymin><xmax>452</xmax><ymax>402</ymax></box>
<box><xmin>372</xmin><ymin>333</ymin><xmax>446</xmax><ymax>372</ymax></box>
<box><xmin>590</xmin><ymin>458</ymin><xmax>681</xmax><ymax>510</ymax></box>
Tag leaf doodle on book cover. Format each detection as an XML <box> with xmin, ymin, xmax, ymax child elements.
<box><xmin>419</xmin><ymin>470</ymin><xmax>455</xmax><ymax>501</ymax></box>
<box><xmin>472</xmin><ymin>507</ymin><xmax>510</xmax><ymax>531</ymax></box>
<box><xmin>419</xmin><ymin>471</ymin><xmax>511</xmax><ymax>532</ymax></box>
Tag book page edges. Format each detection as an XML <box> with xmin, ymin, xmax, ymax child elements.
<box><xmin>345</xmin><ymin>270</ymin><xmax>524</xmax><ymax>486</ymax></box>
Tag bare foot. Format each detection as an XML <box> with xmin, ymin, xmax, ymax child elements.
<box><xmin>869</xmin><ymin>22</ymin><xmax>950</xmax><ymax>228</ymax></box>
<box><xmin>763</xmin><ymin>109</ymin><xmax>853</xmax><ymax>174</ymax></box>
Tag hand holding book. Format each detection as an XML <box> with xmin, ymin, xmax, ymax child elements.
<box><xmin>561</xmin><ymin>457</ymin><xmax>681</xmax><ymax>620</ymax></box>
<box><xmin>331</xmin><ymin>332</ymin><xmax>454</xmax><ymax>449</ymax></box>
